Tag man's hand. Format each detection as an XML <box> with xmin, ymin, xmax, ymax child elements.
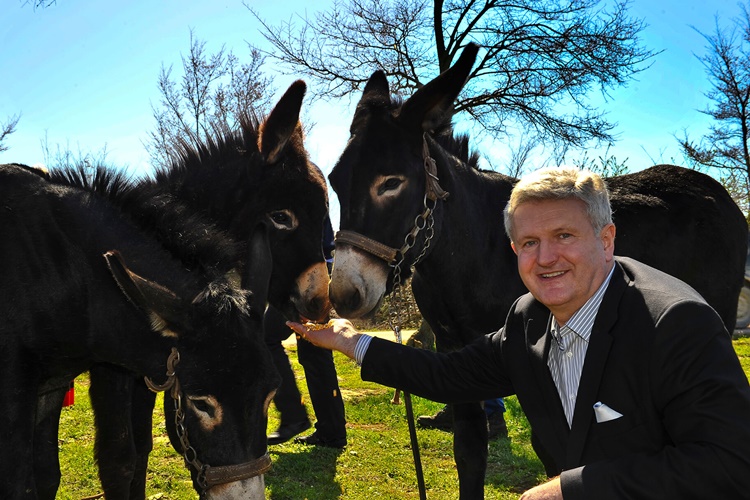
<box><xmin>519</xmin><ymin>477</ymin><xmax>562</xmax><ymax>500</ymax></box>
<box><xmin>286</xmin><ymin>318</ymin><xmax>362</xmax><ymax>360</ymax></box>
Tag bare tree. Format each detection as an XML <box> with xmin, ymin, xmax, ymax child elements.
<box><xmin>679</xmin><ymin>5</ymin><xmax>750</xmax><ymax>215</ymax></box>
<box><xmin>0</xmin><ymin>114</ymin><xmax>20</xmax><ymax>153</ymax></box>
<box><xmin>572</xmin><ymin>144</ymin><xmax>630</xmax><ymax>176</ymax></box>
<box><xmin>250</xmin><ymin>0</ymin><xmax>654</xmax><ymax>156</ymax></box>
<box><xmin>21</xmin><ymin>0</ymin><xmax>56</xmax><ymax>9</ymax></box>
<box><xmin>39</xmin><ymin>130</ymin><xmax>110</xmax><ymax>169</ymax></box>
<box><xmin>145</xmin><ymin>28</ymin><xmax>274</xmax><ymax>169</ymax></box>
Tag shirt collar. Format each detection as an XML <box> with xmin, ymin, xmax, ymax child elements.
<box><xmin>551</xmin><ymin>263</ymin><xmax>616</xmax><ymax>342</ymax></box>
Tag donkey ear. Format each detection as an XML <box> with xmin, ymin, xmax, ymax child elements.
<box><xmin>354</xmin><ymin>71</ymin><xmax>390</xmax><ymax>112</ymax></box>
<box><xmin>399</xmin><ymin>43</ymin><xmax>479</xmax><ymax>133</ymax></box>
<box><xmin>104</xmin><ymin>251</ymin><xmax>183</xmax><ymax>331</ymax></box>
<box><xmin>258</xmin><ymin>80</ymin><xmax>306</xmax><ymax>164</ymax></box>
<box><xmin>361</xmin><ymin>70</ymin><xmax>390</xmax><ymax>101</ymax></box>
<box><xmin>241</xmin><ymin>223</ymin><xmax>273</xmax><ymax>316</ymax></box>
<box><xmin>350</xmin><ymin>70</ymin><xmax>390</xmax><ymax>133</ymax></box>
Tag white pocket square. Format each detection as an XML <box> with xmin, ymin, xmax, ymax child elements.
<box><xmin>593</xmin><ymin>401</ymin><xmax>623</xmax><ymax>423</ymax></box>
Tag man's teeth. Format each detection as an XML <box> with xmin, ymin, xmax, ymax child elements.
<box><xmin>541</xmin><ymin>271</ymin><xmax>565</xmax><ymax>278</ymax></box>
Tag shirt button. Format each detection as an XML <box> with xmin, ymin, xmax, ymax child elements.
<box><xmin>566</xmin><ymin>351</ymin><xmax>573</xmax><ymax>358</ymax></box>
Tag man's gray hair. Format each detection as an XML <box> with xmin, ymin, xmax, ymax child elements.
<box><xmin>503</xmin><ymin>167</ymin><xmax>612</xmax><ymax>241</ymax></box>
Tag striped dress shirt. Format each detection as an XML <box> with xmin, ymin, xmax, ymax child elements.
<box><xmin>547</xmin><ymin>265</ymin><xmax>615</xmax><ymax>428</ymax></box>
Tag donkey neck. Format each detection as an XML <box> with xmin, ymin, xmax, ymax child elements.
<box><xmin>410</xmin><ymin>165</ymin><xmax>527</xmax><ymax>337</ymax></box>
<box><xmin>153</xmin><ymin>157</ymin><xmax>250</xmax><ymax>231</ymax></box>
<box><xmin>415</xmin><ymin>152</ymin><xmax>512</xmax><ymax>267</ymax></box>
<box><xmin>125</xmin><ymin>178</ymin><xmax>241</xmax><ymax>276</ymax></box>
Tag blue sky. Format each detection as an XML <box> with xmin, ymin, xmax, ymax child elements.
<box><xmin>1</xmin><ymin>0</ymin><xmax>745</xmax><ymax>229</ymax></box>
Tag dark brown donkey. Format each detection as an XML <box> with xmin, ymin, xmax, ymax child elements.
<box><xmin>328</xmin><ymin>44</ymin><xmax>747</xmax><ymax>498</ymax></box>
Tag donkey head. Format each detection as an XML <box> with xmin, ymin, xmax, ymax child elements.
<box><xmin>165</xmin><ymin>80</ymin><xmax>331</xmax><ymax>323</ymax></box>
<box><xmin>104</xmin><ymin>224</ymin><xmax>279</xmax><ymax>498</ymax></box>
<box><xmin>328</xmin><ymin>44</ymin><xmax>479</xmax><ymax>319</ymax></box>
<box><xmin>244</xmin><ymin>81</ymin><xmax>331</xmax><ymax>322</ymax></box>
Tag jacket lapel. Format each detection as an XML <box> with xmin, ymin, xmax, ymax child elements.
<box><xmin>565</xmin><ymin>262</ymin><xmax>627</xmax><ymax>468</ymax></box>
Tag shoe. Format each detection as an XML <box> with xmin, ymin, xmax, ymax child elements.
<box><xmin>487</xmin><ymin>410</ymin><xmax>508</xmax><ymax>440</ymax></box>
<box><xmin>267</xmin><ymin>420</ymin><xmax>311</xmax><ymax>445</ymax></box>
<box><xmin>294</xmin><ymin>431</ymin><xmax>347</xmax><ymax>449</ymax></box>
<box><xmin>416</xmin><ymin>405</ymin><xmax>453</xmax><ymax>432</ymax></box>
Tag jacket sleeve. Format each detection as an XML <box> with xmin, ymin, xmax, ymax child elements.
<box><xmin>561</xmin><ymin>300</ymin><xmax>750</xmax><ymax>499</ymax></box>
<box><xmin>360</xmin><ymin>330</ymin><xmax>513</xmax><ymax>403</ymax></box>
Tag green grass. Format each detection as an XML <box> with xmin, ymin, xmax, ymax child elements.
<box><xmin>56</xmin><ymin>336</ymin><xmax>750</xmax><ymax>499</ymax></box>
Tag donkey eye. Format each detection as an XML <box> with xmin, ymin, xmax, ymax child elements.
<box><xmin>188</xmin><ymin>396</ymin><xmax>215</xmax><ymax>418</ymax></box>
<box><xmin>378</xmin><ymin>177</ymin><xmax>403</xmax><ymax>195</ymax></box>
<box><xmin>187</xmin><ymin>395</ymin><xmax>224</xmax><ymax>430</ymax></box>
<box><xmin>268</xmin><ymin>210</ymin><xmax>297</xmax><ymax>231</ymax></box>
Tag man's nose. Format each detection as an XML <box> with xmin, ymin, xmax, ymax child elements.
<box><xmin>537</xmin><ymin>240</ymin><xmax>557</xmax><ymax>266</ymax></box>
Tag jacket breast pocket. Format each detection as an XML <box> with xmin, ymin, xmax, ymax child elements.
<box><xmin>590</xmin><ymin>413</ymin><xmax>650</xmax><ymax>458</ymax></box>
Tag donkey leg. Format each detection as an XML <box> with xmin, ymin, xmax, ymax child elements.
<box><xmin>128</xmin><ymin>378</ymin><xmax>156</xmax><ymax>500</ymax></box>
<box><xmin>89</xmin><ymin>364</ymin><xmax>138</xmax><ymax>500</ymax></box>
<box><xmin>1</xmin><ymin>368</ymin><xmax>38</xmax><ymax>498</ymax></box>
<box><xmin>452</xmin><ymin>401</ymin><xmax>488</xmax><ymax>500</ymax></box>
<box><xmin>33</xmin><ymin>382</ymin><xmax>68</xmax><ymax>500</ymax></box>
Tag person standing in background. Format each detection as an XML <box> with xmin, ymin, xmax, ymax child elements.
<box><xmin>266</xmin><ymin>215</ymin><xmax>347</xmax><ymax>448</ymax></box>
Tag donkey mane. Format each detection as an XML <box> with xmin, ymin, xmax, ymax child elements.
<box><xmin>192</xmin><ymin>278</ymin><xmax>252</xmax><ymax>318</ymax></box>
<box><xmin>433</xmin><ymin>130</ymin><xmax>480</xmax><ymax>170</ymax></box>
<box><xmin>380</xmin><ymin>94</ymin><xmax>481</xmax><ymax>171</ymax></box>
<box><xmin>47</xmin><ymin>162</ymin><xmax>241</xmax><ymax>276</ymax></box>
<box><xmin>49</xmin><ymin>162</ymin><xmax>137</xmax><ymax>201</ymax></box>
<box><xmin>154</xmin><ymin>114</ymin><xmax>263</xmax><ymax>194</ymax></box>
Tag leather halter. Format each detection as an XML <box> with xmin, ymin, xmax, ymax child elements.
<box><xmin>203</xmin><ymin>455</ymin><xmax>272</xmax><ymax>488</ymax></box>
<box><xmin>335</xmin><ymin>230</ymin><xmax>398</xmax><ymax>263</ymax></box>
<box><xmin>145</xmin><ymin>348</ymin><xmax>272</xmax><ymax>494</ymax></box>
<box><xmin>335</xmin><ymin>133</ymin><xmax>449</xmax><ymax>265</ymax></box>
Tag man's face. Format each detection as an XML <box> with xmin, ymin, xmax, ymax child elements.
<box><xmin>510</xmin><ymin>198</ymin><xmax>615</xmax><ymax>324</ymax></box>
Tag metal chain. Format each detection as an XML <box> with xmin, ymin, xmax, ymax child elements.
<box><xmin>388</xmin><ymin>260</ymin><xmax>406</xmax><ymax>343</ymax></box>
<box><xmin>173</xmin><ymin>390</ymin><xmax>210</xmax><ymax>493</ymax></box>
<box><xmin>144</xmin><ymin>348</ymin><xmax>180</xmax><ymax>394</ymax></box>
<box><xmin>388</xmin><ymin>194</ymin><xmax>437</xmax><ymax>343</ymax></box>
<box><xmin>145</xmin><ymin>348</ymin><xmax>209</xmax><ymax>494</ymax></box>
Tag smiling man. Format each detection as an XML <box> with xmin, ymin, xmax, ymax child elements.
<box><xmin>289</xmin><ymin>167</ymin><xmax>750</xmax><ymax>499</ymax></box>
<box><xmin>508</xmin><ymin>195</ymin><xmax>615</xmax><ymax>324</ymax></box>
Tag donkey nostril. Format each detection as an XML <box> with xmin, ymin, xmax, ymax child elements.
<box><xmin>313</xmin><ymin>296</ymin><xmax>332</xmax><ymax>319</ymax></box>
<box><xmin>302</xmin><ymin>295</ymin><xmax>332</xmax><ymax>323</ymax></box>
<box><xmin>329</xmin><ymin>279</ymin><xmax>365</xmax><ymax>317</ymax></box>
<box><xmin>342</xmin><ymin>289</ymin><xmax>362</xmax><ymax>316</ymax></box>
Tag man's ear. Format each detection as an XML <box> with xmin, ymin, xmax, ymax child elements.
<box><xmin>510</xmin><ymin>241</ymin><xmax>519</xmax><ymax>255</ymax></box>
<box><xmin>601</xmin><ymin>223</ymin><xmax>616</xmax><ymax>260</ymax></box>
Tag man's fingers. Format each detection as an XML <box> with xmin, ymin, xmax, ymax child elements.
<box><xmin>286</xmin><ymin>321</ymin><xmax>309</xmax><ymax>337</ymax></box>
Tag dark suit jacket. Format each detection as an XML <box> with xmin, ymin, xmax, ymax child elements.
<box><xmin>361</xmin><ymin>257</ymin><xmax>750</xmax><ymax>499</ymax></box>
